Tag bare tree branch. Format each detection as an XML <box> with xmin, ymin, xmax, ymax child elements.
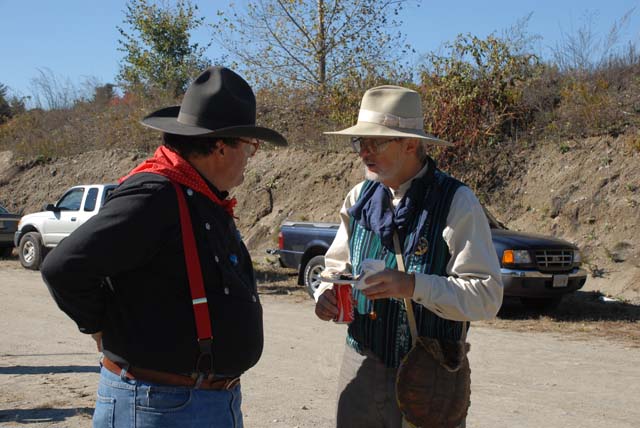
<box><xmin>212</xmin><ymin>0</ymin><xmax>417</xmax><ymax>91</ymax></box>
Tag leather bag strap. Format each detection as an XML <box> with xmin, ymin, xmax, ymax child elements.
<box><xmin>393</xmin><ymin>233</ymin><xmax>419</xmax><ymax>347</ymax></box>
<box><xmin>392</xmin><ymin>233</ymin><xmax>468</xmax><ymax>345</ymax></box>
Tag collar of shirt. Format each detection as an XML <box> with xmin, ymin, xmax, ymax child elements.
<box><xmin>194</xmin><ymin>169</ymin><xmax>229</xmax><ymax>201</ymax></box>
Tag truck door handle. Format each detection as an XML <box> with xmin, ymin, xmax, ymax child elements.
<box><xmin>71</xmin><ymin>217</ymin><xmax>77</xmax><ymax>221</ymax></box>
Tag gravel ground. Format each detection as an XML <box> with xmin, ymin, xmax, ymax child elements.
<box><xmin>1</xmin><ymin>262</ymin><xmax>639</xmax><ymax>428</ymax></box>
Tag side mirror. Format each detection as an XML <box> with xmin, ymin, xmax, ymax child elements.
<box><xmin>43</xmin><ymin>203</ymin><xmax>58</xmax><ymax>211</ymax></box>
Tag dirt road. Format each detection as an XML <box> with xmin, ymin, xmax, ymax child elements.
<box><xmin>1</xmin><ymin>263</ymin><xmax>639</xmax><ymax>428</ymax></box>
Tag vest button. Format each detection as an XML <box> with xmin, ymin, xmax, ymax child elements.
<box><xmin>186</xmin><ymin>189</ymin><xmax>194</xmax><ymax>196</ymax></box>
<box><xmin>205</xmin><ymin>223</ymin><xmax>211</xmax><ymax>230</ymax></box>
<box><xmin>224</xmin><ymin>287</ymin><xmax>230</xmax><ymax>295</ymax></box>
<box><xmin>368</xmin><ymin>311</ymin><xmax>377</xmax><ymax>320</ymax></box>
<box><xmin>252</xmin><ymin>295</ymin><xmax>257</xmax><ymax>302</ymax></box>
<box><xmin>214</xmin><ymin>256</ymin><xmax>219</xmax><ymax>263</ymax></box>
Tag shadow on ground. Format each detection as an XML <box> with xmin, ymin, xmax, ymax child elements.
<box><xmin>257</xmin><ymin>284</ymin><xmax>305</xmax><ymax>295</ymax></box>
<box><xmin>0</xmin><ymin>251</ymin><xmax>17</xmax><ymax>260</ymax></box>
<box><xmin>498</xmin><ymin>290</ymin><xmax>640</xmax><ymax>322</ymax></box>
<box><xmin>0</xmin><ymin>407</ymin><xmax>93</xmax><ymax>424</ymax></box>
<box><xmin>0</xmin><ymin>365</ymin><xmax>99</xmax><ymax>375</ymax></box>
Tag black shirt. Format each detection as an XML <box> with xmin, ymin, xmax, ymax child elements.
<box><xmin>41</xmin><ymin>173</ymin><xmax>263</xmax><ymax>376</ymax></box>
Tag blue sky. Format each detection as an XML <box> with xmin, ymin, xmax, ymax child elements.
<box><xmin>1</xmin><ymin>0</ymin><xmax>639</xmax><ymax>102</ymax></box>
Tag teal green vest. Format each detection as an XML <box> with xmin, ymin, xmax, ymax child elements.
<box><xmin>346</xmin><ymin>170</ymin><xmax>465</xmax><ymax>368</ymax></box>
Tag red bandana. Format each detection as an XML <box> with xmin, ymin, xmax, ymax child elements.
<box><xmin>119</xmin><ymin>146</ymin><xmax>237</xmax><ymax>217</ymax></box>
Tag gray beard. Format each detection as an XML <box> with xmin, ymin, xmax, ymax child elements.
<box><xmin>364</xmin><ymin>166</ymin><xmax>381</xmax><ymax>182</ymax></box>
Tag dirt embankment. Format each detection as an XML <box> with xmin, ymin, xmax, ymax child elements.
<box><xmin>0</xmin><ymin>134</ymin><xmax>639</xmax><ymax>302</ymax></box>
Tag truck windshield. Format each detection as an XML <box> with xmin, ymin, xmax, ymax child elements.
<box><xmin>57</xmin><ymin>188</ymin><xmax>85</xmax><ymax>211</ymax></box>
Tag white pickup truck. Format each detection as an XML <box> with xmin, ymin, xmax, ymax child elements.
<box><xmin>14</xmin><ymin>184</ymin><xmax>117</xmax><ymax>270</ymax></box>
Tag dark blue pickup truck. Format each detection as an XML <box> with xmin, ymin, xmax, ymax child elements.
<box><xmin>268</xmin><ymin>212</ymin><xmax>587</xmax><ymax>311</ymax></box>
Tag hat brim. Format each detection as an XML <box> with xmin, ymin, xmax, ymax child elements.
<box><xmin>324</xmin><ymin>121</ymin><xmax>452</xmax><ymax>147</ymax></box>
<box><xmin>141</xmin><ymin>106</ymin><xmax>287</xmax><ymax>146</ymax></box>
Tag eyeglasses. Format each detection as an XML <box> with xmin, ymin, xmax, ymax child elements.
<box><xmin>236</xmin><ymin>138</ymin><xmax>260</xmax><ymax>157</ymax></box>
<box><xmin>350</xmin><ymin>137</ymin><xmax>398</xmax><ymax>154</ymax></box>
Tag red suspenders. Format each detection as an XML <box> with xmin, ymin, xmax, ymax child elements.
<box><xmin>171</xmin><ymin>181</ymin><xmax>214</xmax><ymax>373</ymax></box>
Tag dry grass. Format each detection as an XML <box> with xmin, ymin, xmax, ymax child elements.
<box><xmin>484</xmin><ymin>292</ymin><xmax>640</xmax><ymax>348</ymax></box>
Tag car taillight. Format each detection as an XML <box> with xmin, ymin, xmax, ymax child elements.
<box><xmin>278</xmin><ymin>231</ymin><xmax>284</xmax><ymax>249</ymax></box>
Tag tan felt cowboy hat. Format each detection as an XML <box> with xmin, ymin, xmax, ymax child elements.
<box><xmin>141</xmin><ymin>66</ymin><xmax>287</xmax><ymax>146</ymax></box>
<box><xmin>324</xmin><ymin>85</ymin><xmax>452</xmax><ymax>147</ymax></box>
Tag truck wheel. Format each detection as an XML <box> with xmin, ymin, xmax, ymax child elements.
<box><xmin>303</xmin><ymin>255</ymin><xmax>325</xmax><ymax>297</ymax></box>
<box><xmin>19</xmin><ymin>232</ymin><xmax>44</xmax><ymax>270</ymax></box>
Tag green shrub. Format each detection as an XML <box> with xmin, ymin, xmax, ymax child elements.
<box><xmin>418</xmin><ymin>35</ymin><xmax>541</xmax><ymax>161</ymax></box>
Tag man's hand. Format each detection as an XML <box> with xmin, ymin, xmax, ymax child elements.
<box><xmin>362</xmin><ymin>270</ymin><xmax>415</xmax><ymax>300</ymax></box>
<box><xmin>91</xmin><ymin>332</ymin><xmax>103</xmax><ymax>352</ymax></box>
<box><xmin>315</xmin><ymin>288</ymin><xmax>339</xmax><ymax>321</ymax></box>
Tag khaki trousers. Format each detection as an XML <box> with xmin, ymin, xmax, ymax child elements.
<box><xmin>336</xmin><ymin>344</ymin><xmax>465</xmax><ymax>428</ymax></box>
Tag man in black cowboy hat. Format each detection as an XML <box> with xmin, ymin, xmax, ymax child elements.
<box><xmin>314</xmin><ymin>85</ymin><xmax>502</xmax><ymax>427</ymax></box>
<box><xmin>41</xmin><ymin>66</ymin><xmax>286</xmax><ymax>428</ymax></box>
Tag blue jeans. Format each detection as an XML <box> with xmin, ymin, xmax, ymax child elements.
<box><xmin>93</xmin><ymin>366</ymin><xmax>243</xmax><ymax>428</ymax></box>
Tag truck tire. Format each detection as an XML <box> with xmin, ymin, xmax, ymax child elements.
<box><xmin>19</xmin><ymin>232</ymin><xmax>44</xmax><ymax>270</ymax></box>
<box><xmin>303</xmin><ymin>255</ymin><xmax>325</xmax><ymax>297</ymax></box>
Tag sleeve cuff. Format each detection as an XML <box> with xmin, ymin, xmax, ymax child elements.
<box><xmin>412</xmin><ymin>272</ymin><xmax>431</xmax><ymax>305</ymax></box>
<box><xmin>79</xmin><ymin>325</ymin><xmax>103</xmax><ymax>335</ymax></box>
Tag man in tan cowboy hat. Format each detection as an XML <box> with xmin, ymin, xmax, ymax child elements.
<box><xmin>314</xmin><ymin>85</ymin><xmax>503</xmax><ymax>427</ymax></box>
<box><xmin>42</xmin><ymin>66</ymin><xmax>286</xmax><ymax>428</ymax></box>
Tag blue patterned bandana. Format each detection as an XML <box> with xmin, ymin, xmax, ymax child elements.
<box><xmin>348</xmin><ymin>157</ymin><xmax>436</xmax><ymax>256</ymax></box>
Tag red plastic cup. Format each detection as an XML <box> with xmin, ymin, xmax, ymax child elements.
<box><xmin>333</xmin><ymin>283</ymin><xmax>354</xmax><ymax>324</ymax></box>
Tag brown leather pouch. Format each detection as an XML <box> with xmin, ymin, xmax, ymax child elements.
<box><xmin>392</xmin><ymin>233</ymin><xmax>471</xmax><ymax>428</ymax></box>
<box><xmin>396</xmin><ymin>336</ymin><xmax>471</xmax><ymax>428</ymax></box>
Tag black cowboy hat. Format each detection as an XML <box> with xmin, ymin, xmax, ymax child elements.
<box><xmin>141</xmin><ymin>66</ymin><xmax>287</xmax><ymax>146</ymax></box>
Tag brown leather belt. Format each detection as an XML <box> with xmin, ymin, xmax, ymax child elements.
<box><xmin>102</xmin><ymin>356</ymin><xmax>240</xmax><ymax>390</ymax></box>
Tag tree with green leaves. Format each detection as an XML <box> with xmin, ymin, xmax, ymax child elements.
<box><xmin>0</xmin><ymin>84</ymin><xmax>11</xmax><ymax>123</ymax></box>
<box><xmin>117</xmin><ymin>0</ymin><xmax>212</xmax><ymax>97</ymax></box>
<box><xmin>419</xmin><ymin>33</ymin><xmax>540</xmax><ymax>148</ymax></box>
<box><xmin>213</xmin><ymin>0</ymin><xmax>416</xmax><ymax>92</ymax></box>
<box><xmin>0</xmin><ymin>83</ymin><xmax>24</xmax><ymax>124</ymax></box>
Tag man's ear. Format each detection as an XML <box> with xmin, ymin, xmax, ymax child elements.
<box><xmin>214</xmin><ymin>139</ymin><xmax>226</xmax><ymax>156</ymax></box>
<box><xmin>405</xmin><ymin>138</ymin><xmax>420</xmax><ymax>154</ymax></box>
